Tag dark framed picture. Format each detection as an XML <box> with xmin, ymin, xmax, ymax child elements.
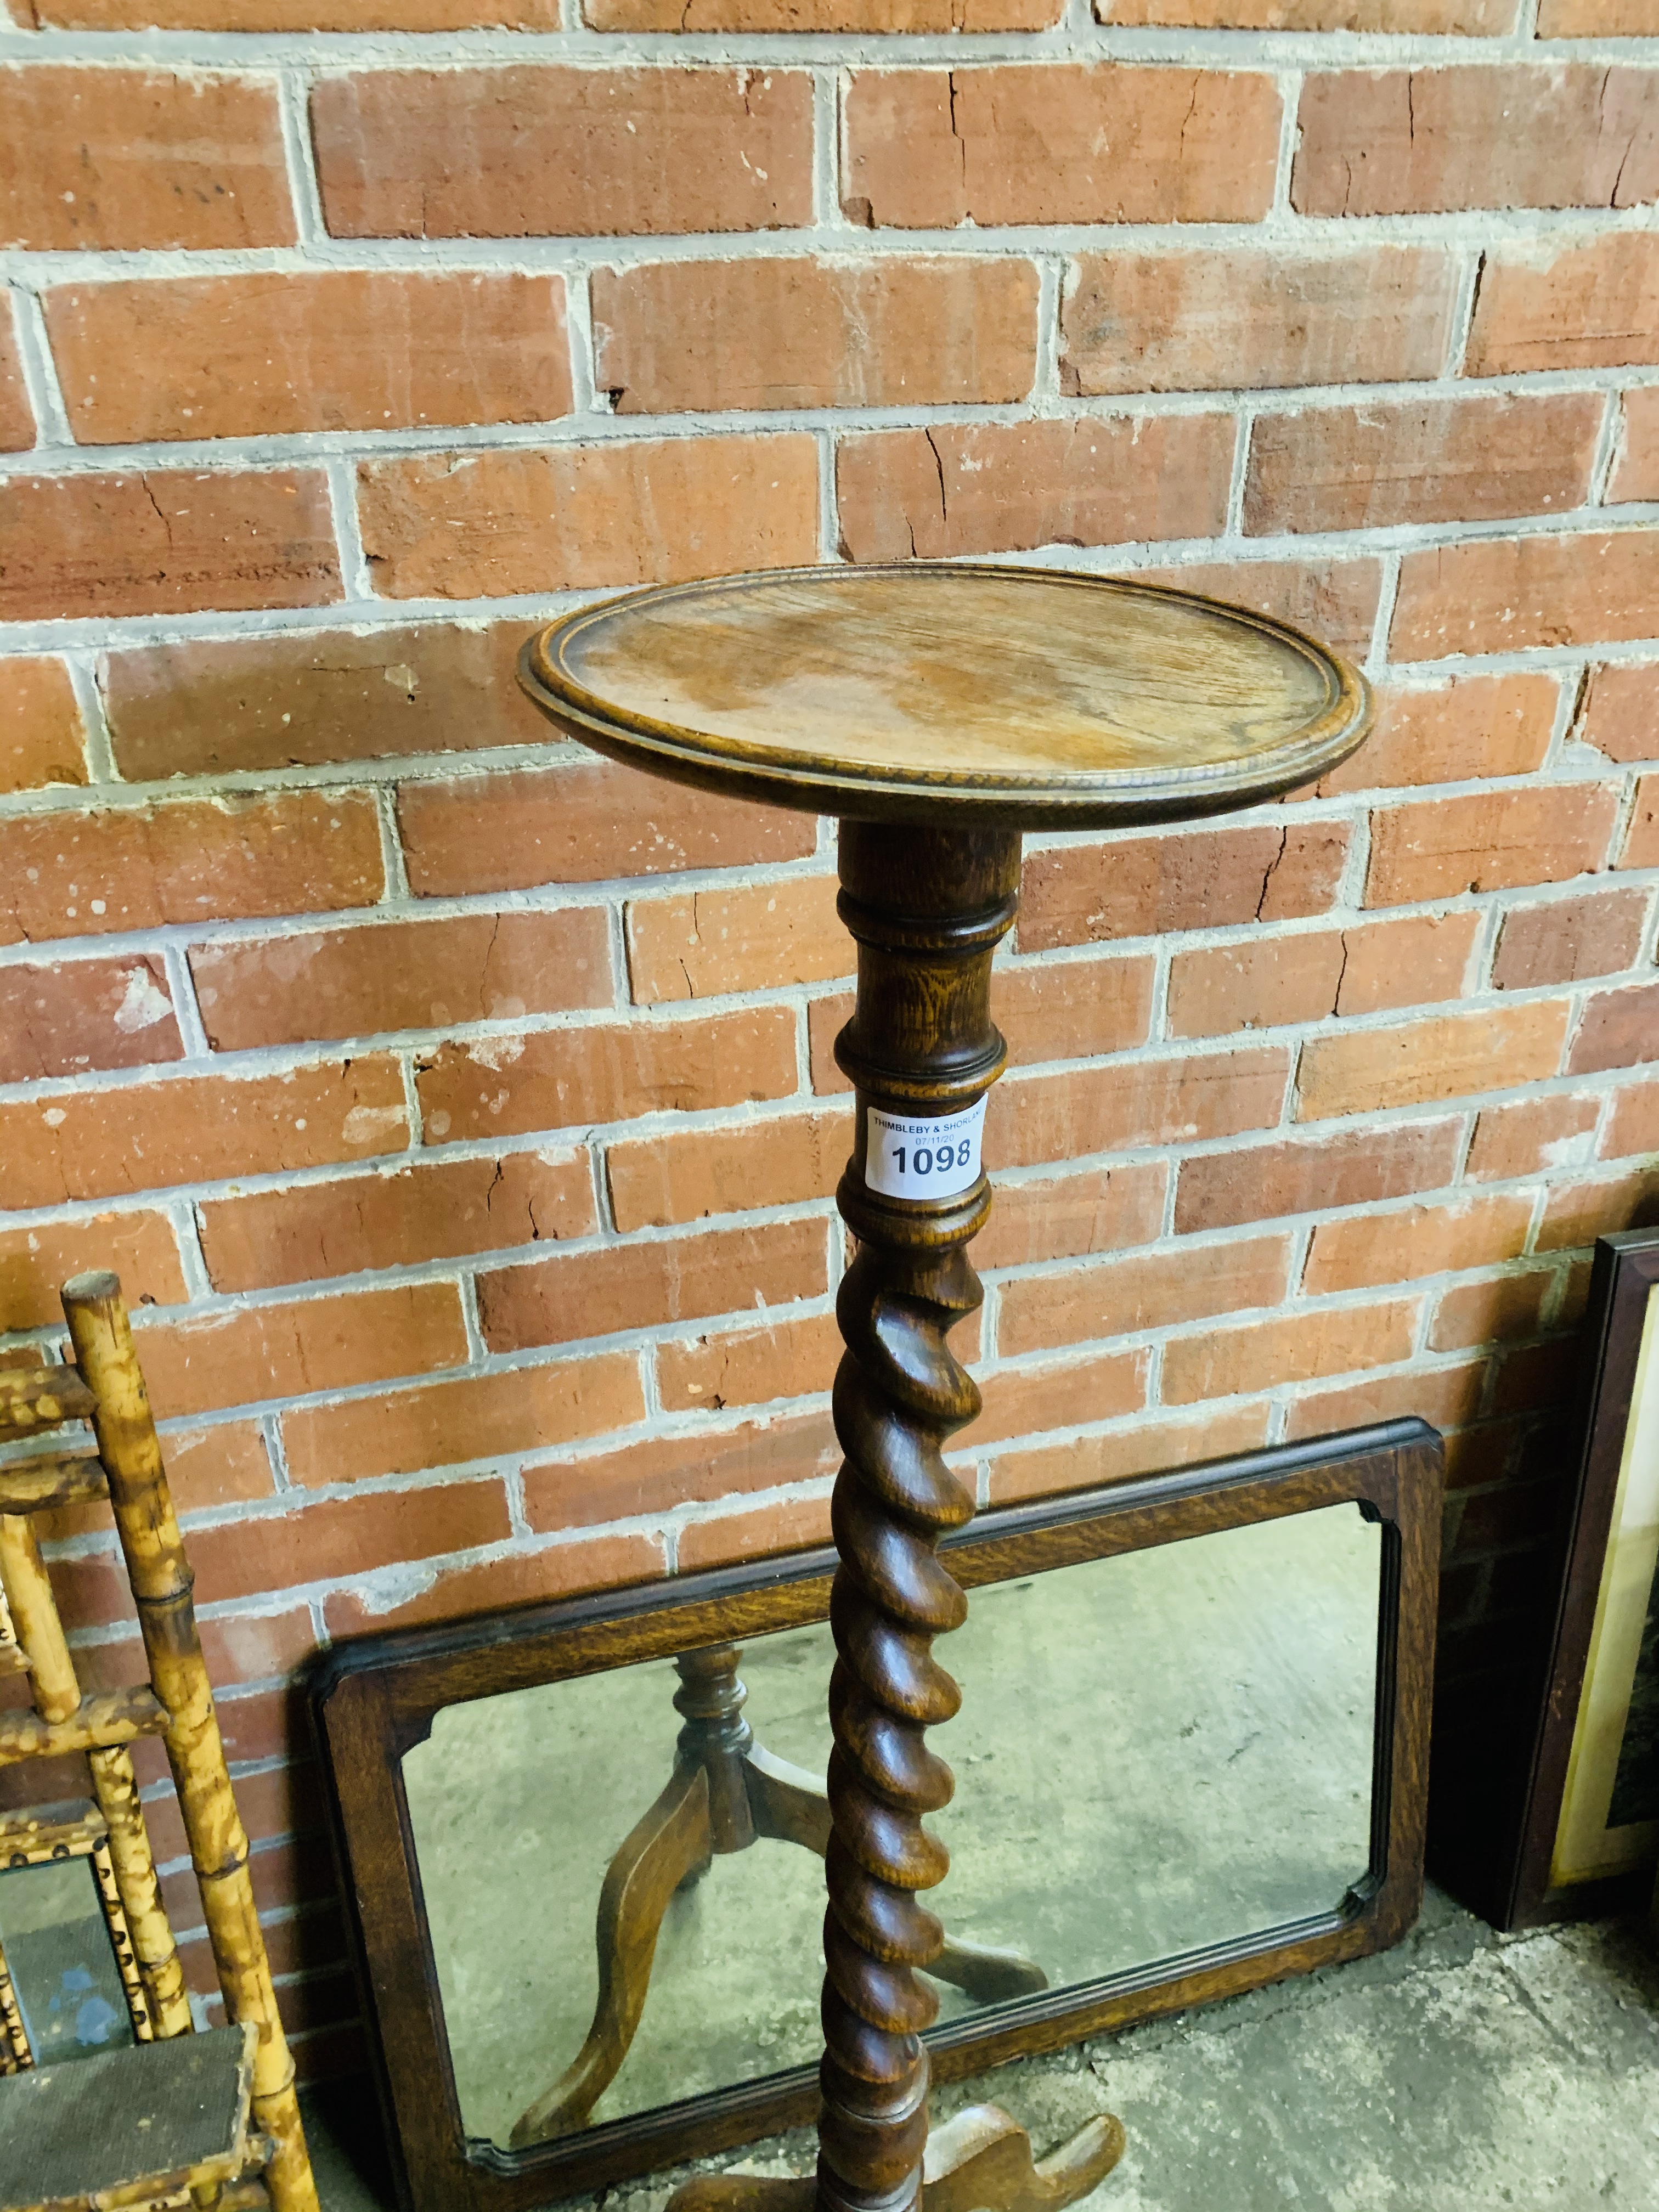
<box><xmin>312</xmin><ymin>1418</ymin><xmax>1440</xmax><ymax>2212</ymax></box>
<box><xmin>1508</xmin><ymin>1229</ymin><xmax>1659</xmax><ymax>1927</ymax></box>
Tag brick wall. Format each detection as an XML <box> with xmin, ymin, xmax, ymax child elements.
<box><xmin>2</xmin><ymin>0</ymin><xmax>1657</xmax><ymax>2073</ymax></box>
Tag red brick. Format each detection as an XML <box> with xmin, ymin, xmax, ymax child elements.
<box><xmin>1163</xmin><ymin>1296</ymin><xmax>1419</xmax><ymax>1405</ymax></box>
<box><xmin>523</xmin><ymin>1411</ymin><xmax>839</xmax><ymax>1532</ymax></box>
<box><xmin>595</xmin><ymin>0</ymin><xmax>1058</xmax><ymax>20</ymax></box>
<box><xmin>1537</xmin><ymin>1167</ymin><xmax>1659</xmax><ymax>1251</ymax></box>
<box><xmin>1103</xmin><ymin>0</ymin><xmax>1515</xmax><ymax>20</ymax></box>
<box><xmin>416</xmin><ymin>1007</ymin><xmax>798</xmax><ymax>1146</ymax></box>
<box><xmin>1431</xmin><ymin>1272</ymin><xmax>1558</xmax><ymax>1355</ymax></box>
<box><xmin>1621</xmin><ymin>776</ymin><xmax>1659</xmax><ymax>871</ymax></box>
<box><xmin>313</xmin><ymin>67</ymin><xmax>812</xmax><ymax>238</ymax></box>
<box><xmin>1283</xmin><ymin>1358</ymin><xmax>1488</xmax><ymax>1442</ymax></box>
<box><xmin>0</xmin><ymin>68</ymin><xmax>294</xmax><ymax>250</ymax></box>
<box><xmin>594</xmin><ymin>257</ymin><xmax>1037</xmax><ymax>413</ymax></box>
<box><xmin>657</xmin><ymin>1310</ymin><xmax>844</xmax><ymax>1413</ymax></box>
<box><xmin>975</xmin><ymin>1346</ymin><xmax>1148</xmax><ymax>1443</ymax></box>
<box><xmin>1365</xmin><ymin>787</ymin><xmax>1619</xmax><ymax>907</ymax></box>
<box><xmin>1566</xmin><ymin>978</ymin><xmax>1659</xmax><ymax>1076</ymax></box>
<box><xmin>1167</xmin><ymin>912</ymin><xmax>1480</xmax><ymax>1039</ymax></box>
<box><xmin>0</xmin><ymin>1057</ymin><xmax>408</xmax><ymax>1210</ymax></box>
<box><xmin>974</xmin><ymin>1162</ymin><xmax>1168</xmax><ymax>1271</ymax></box>
<box><xmin>1</xmin><ymin>793</ymin><xmax>382</xmax><ymax>947</ymax></box>
<box><xmin>988</xmin><ymin>1402</ymin><xmax>1271</xmax><ymax>1505</ymax></box>
<box><xmin>281</xmin><ymin>1353</ymin><xmax>644</xmax><ymax>1486</ymax></box>
<box><xmin>0</xmin><ymin>298</ymin><xmax>33</xmax><ymax>451</ymax></box>
<box><xmin>34</xmin><ymin>0</ymin><xmax>563</xmax><ymax>21</ymax></box>
<box><xmin>1537</xmin><ymin>0</ymin><xmax>1650</xmax><ymax>23</ymax></box>
<box><xmin>808</xmin><ymin>955</ymin><xmax>1155</xmax><ymax>1090</ymax></box>
<box><xmin>1491</xmin><ymin>1338</ymin><xmax>1579</xmax><ymax>1418</ymax></box>
<box><xmin>628</xmin><ymin>876</ymin><xmax>845</xmax><ymax>1003</ymax></box>
<box><xmin>47</xmin><ymin>273</ymin><xmax>571</xmax><ymax>444</ymax></box>
<box><xmin>400</xmin><ymin>760</ymin><xmax>814</xmax><ymax>899</ymax></box>
<box><xmin>1611</xmin><ymin>390</ymin><xmax>1659</xmax><ymax>507</ymax></box>
<box><xmin>41</xmin><ymin>1416</ymin><xmax>276</xmax><ymax>1546</ymax></box>
<box><xmin>1245</xmin><ymin>393</ymin><xmax>1601</xmax><ymax>537</ymax></box>
<box><xmin>1293</xmin><ymin>66</ymin><xmax>1659</xmax><ymax>218</ymax></box>
<box><xmin>190</xmin><ymin>910</ymin><xmax>610</xmax><ymax>1053</ymax></box>
<box><xmin>134</xmin><ymin>1283</ymin><xmax>467</xmax><ymax>1421</ymax></box>
<box><xmin>0</xmin><ymin>471</ymin><xmax>339</xmax><ymax>624</ymax></box>
<box><xmin>198</xmin><ymin>1150</ymin><xmax>596</xmax><ymax>1293</ymax></box>
<box><xmin>1466</xmin><ymin>1095</ymin><xmax>1600</xmax><ymax>1183</ymax></box>
<box><xmin>1304</xmin><ymin>1194</ymin><xmax>1533</xmax><ymax>1296</ymax></box>
<box><xmin>76</xmin><ymin>1607</ymin><xmax>320</xmax><ymax>1694</ymax></box>
<box><xmin>104</xmin><ymin>624</ymin><xmax>539</xmax><ymax>781</ymax></box>
<box><xmin>1117</xmin><ymin>557</ymin><xmax>1383</xmax><ymax>663</ymax></box>
<box><xmin>675</xmin><ymin>1493</ymin><xmax>832</xmax><ymax>1572</ymax></box>
<box><xmin>1467</xmin><ymin>233</ymin><xmax>1659</xmax><ymax>377</ymax></box>
<box><xmin>1297</xmin><ymin>1003</ymin><xmax>1570</xmax><ymax>1121</ymax></box>
<box><xmin>195</xmin><ymin>1481</ymin><xmax>512</xmax><ymax>1605</ymax></box>
<box><xmin>478</xmin><ymin>1216</ymin><xmax>827</xmax><ymax>1352</ymax></box>
<box><xmin>1604</xmin><ymin>1080</ymin><xmax>1659</xmax><ymax>1163</ymax></box>
<box><xmin>1392</xmin><ymin>531</ymin><xmax>1659</xmax><ymax>661</ymax></box>
<box><xmin>842</xmin><ymin>66</ymin><xmax>1280</xmax><ymax>229</ymax></box>
<box><xmin>1020</xmin><ymin>821</ymin><xmax>1350</xmax><ymax>953</ymax></box>
<box><xmin>1492</xmin><ymin>890</ymin><xmax>1650</xmax><ymax>991</ymax></box>
<box><xmin>991</xmin><ymin>1045</ymin><xmax>1290</xmax><ymax>1170</ymax></box>
<box><xmin>608</xmin><ymin>1108</ymin><xmax>851</xmax><ymax>1232</ymax></box>
<box><xmin>359</xmin><ymin>435</ymin><xmax>819</xmax><ymax>600</ymax></box>
<box><xmin>1317</xmin><ymin>675</ymin><xmax>1560</xmax><ymax>798</ymax></box>
<box><xmin>323</xmin><ymin>1532</ymin><xmax>662</xmax><ymax>1638</ymax></box>
<box><xmin>1175</xmin><ymin>1117</ymin><xmax>1462</xmax><ymax>1233</ymax></box>
<box><xmin>0</xmin><ymin>955</ymin><xmax>180</xmax><ymax>1081</ymax></box>
<box><xmin>2</xmin><ymin>659</ymin><xmax>85</xmax><ymax>795</ymax></box>
<box><xmin>1060</xmin><ymin>244</ymin><xmax>1457</xmax><ymax>396</ymax></box>
<box><xmin>836</xmin><ymin>415</ymin><xmax>1234</xmax><ymax>563</ymax></box>
<box><xmin>998</xmin><ymin>1233</ymin><xmax>1291</xmax><ymax>1358</ymax></box>
<box><xmin>0</xmin><ymin>1211</ymin><xmax>187</xmax><ymax>1330</ymax></box>
<box><xmin>1577</xmin><ymin>664</ymin><xmax>1659</xmax><ymax>767</ymax></box>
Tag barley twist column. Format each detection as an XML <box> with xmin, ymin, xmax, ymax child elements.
<box><xmin>816</xmin><ymin>822</ymin><xmax>1021</xmax><ymax>2212</ymax></box>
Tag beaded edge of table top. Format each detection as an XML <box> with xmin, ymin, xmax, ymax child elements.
<box><xmin>518</xmin><ymin>565</ymin><xmax>1373</xmax><ymax>830</ymax></box>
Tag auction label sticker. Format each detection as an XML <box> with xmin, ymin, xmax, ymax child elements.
<box><xmin>865</xmin><ymin>1098</ymin><xmax>987</xmax><ymax>1201</ymax></box>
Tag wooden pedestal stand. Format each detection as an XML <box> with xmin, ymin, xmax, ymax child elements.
<box><xmin>520</xmin><ymin>565</ymin><xmax>1373</xmax><ymax>2212</ymax></box>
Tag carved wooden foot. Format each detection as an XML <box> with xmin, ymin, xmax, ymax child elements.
<box><xmin>665</xmin><ymin>2107</ymin><xmax>1125</xmax><ymax>2212</ymax></box>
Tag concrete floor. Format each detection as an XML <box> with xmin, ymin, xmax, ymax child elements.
<box><xmin>299</xmin><ymin>1883</ymin><xmax>1659</xmax><ymax>2212</ymax></box>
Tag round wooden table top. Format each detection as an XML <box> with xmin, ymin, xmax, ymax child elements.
<box><xmin>519</xmin><ymin>563</ymin><xmax>1372</xmax><ymax>828</ymax></box>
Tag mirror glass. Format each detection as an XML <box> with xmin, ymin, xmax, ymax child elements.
<box><xmin>403</xmin><ymin>1503</ymin><xmax>1380</xmax><ymax>2151</ymax></box>
<box><xmin>0</xmin><ymin>1854</ymin><xmax>136</xmax><ymax>2062</ymax></box>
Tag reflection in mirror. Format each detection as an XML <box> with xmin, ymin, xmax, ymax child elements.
<box><xmin>0</xmin><ymin>1854</ymin><xmax>137</xmax><ymax>2064</ymax></box>
<box><xmin>403</xmin><ymin>1503</ymin><xmax>1379</xmax><ymax>2152</ymax></box>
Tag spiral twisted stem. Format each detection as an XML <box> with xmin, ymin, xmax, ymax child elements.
<box><xmin>814</xmin><ymin>820</ymin><xmax>1024</xmax><ymax>2212</ymax></box>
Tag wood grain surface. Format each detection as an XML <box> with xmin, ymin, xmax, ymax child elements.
<box><xmin>520</xmin><ymin>566</ymin><xmax>1372</xmax><ymax>827</ymax></box>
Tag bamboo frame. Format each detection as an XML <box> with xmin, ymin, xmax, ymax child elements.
<box><xmin>64</xmin><ymin>1272</ymin><xmax>319</xmax><ymax>2212</ymax></box>
<box><xmin>0</xmin><ymin>1801</ymin><xmax>155</xmax><ymax>2060</ymax></box>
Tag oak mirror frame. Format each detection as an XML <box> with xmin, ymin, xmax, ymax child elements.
<box><xmin>312</xmin><ymin>1419</ymin><xmax>1440</xmax><ymax>2212</ymax></box>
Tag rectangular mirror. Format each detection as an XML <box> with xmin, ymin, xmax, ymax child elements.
<box><xmin>0</xmin><ymin>1851</ymin><xmax>138</xmax><ymax>2067</ymax></box>
<box><xmin>314</xmin><ymin>1420</ymin><xmax>1440</xmax><ymax>2212</ymax></box>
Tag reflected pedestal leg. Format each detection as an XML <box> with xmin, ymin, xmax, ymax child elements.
<box><xmin>665</xmin><ymin>824</ymin><xmax>1124</xmax><ymax>2212</ymax></box>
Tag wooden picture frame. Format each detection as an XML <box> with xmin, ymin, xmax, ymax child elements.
<box><xmin>1506</xmin><ymin>1229</ymin><xmax>1659</xmax><ymax>1928</ymax></box>
<box><xmin>312</xmin><ymin>1418</ymin><xmax>1441</xmax><ymax>2212</ymax></box>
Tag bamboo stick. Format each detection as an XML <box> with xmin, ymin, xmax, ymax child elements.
<box><xmin>0</xmin><ymin>1681</ymin><xmax>170</xmax><ymax>1764</ymax></box>
<box><xmin>0</xmin><ymin>1449</ymin><xmax>111</xmax><ymax>1513</ymax></box>
<box><xmin>64</xmin><ymin>1273</ymin><xmax>319</xmax><ymax>2212</ymax></box>
<box><xmin>0</xmin><ymin>1362</ymin><xmax>97</xmax><ymax>1434</ymax></box>
<box><xmin>0</xmin><ymin>1512</ymin><xmax>192</xmax><ymax>2036</ymax></box>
